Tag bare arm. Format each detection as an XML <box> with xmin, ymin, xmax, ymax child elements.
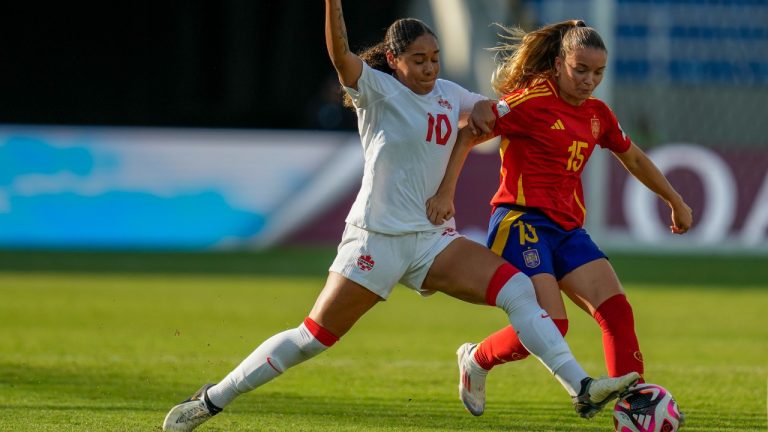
<box><xmin>614</xmin><ymin>143</ymin><xmax>693</xmax><ymax>234</ymax></box>
<box><xmin>325</xmin><ymin>0</ymin><xmax>363</xmax><ymax>88</ymax></box>
<box><xmin>426</xmin><ymin>127</ymin><xmax>493</xmax><ymax>224</ymax></box>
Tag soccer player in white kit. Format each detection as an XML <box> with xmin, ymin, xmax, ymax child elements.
<box><xmin>161</xmin><ymin>1</ymin><xmax>639</xmax><ymax>430</ymax></box>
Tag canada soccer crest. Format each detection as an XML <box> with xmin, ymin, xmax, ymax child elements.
<box><xmin>357</xmin><ymin>255</ymin><xmax>375</xmax><ymax>271</ymax></box>
<box><xmin>442</xmin><ymin>227</ymin><xmax>458</xmax><ymax>237</ymax></box>
<box><xmin>437</xmin><ymin>97</ymin><xmax>453</xmax><ymax>110</ymax></box>
<box><xmin>591</xmin><ymin>117</ymin><xmax>600</xmax><ymax>139</ymax></box>
<box><xmin>522</xmin><ymin>249</ymin><xmax>541</xmax><ymax>268</ymax></box>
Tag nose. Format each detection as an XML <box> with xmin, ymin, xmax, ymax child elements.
<box><xmin>423</xmin><ymin>62</ymin><xmax>435</xmax><ymax>76</ymax></box>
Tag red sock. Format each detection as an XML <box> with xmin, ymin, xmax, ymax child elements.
<box><xmin>593</xmin><ymin>293</ymin><xmax>645</xmax><ymax>382</ymax></box>
<box><xmin>473</xmin><ymin>319</ymin><xmax>569</xmax><ymax>370</ymax></box>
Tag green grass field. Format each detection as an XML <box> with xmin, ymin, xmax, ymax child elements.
<box><xmin>1</xmin><ymin>249</ymin><xmax>766</xmax><ymax>431</ymax></box>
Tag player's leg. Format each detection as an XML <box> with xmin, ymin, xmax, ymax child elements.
<box><xmin>425</xmin><ymin>239</ymin><xmax>580</xmax><ymax>388</ymax></box>
<box><xmin>208</xmin><ymin>273</ymin><xmax>381</xmax><ymax>406</ymax></box>
<box><xmin>162</xmin><ymin>273</ymin><xmax>380</xmax><ymax>432</ymax></box>
<box><xmin>559</xmin><ymin>258</ymin><xmax>645</xmax><ymax>381</ymax></box>
<box><xmin>472</xmin><ymin>274</ymin><xmax>569</xmax><ymax>370</ymax></box>
<box><xmin>163</xmin><ymin>223</ymin><xmax>395</xmax><ymax>431</ymax></box>
<box><xmin>422</xmin><ymin>237</ymin><xmax>639</xmax><ymax>417</ymax></box>
<box><xmin>471</xmin><ymin>208</ymin><xmax>569</xmax><ymax>373</ymax></box>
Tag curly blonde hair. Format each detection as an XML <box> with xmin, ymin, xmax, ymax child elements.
<box><xmin>490</xmin><ymin>19</ymin><xmax>606</xmax><ymax>95</ymax></box>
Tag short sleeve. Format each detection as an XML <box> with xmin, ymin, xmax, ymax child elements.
<box><xmin>458</xmin><ymin>89</ymin><xmax>487</xmax><ymax>116</ymax></box>
<box><xmin>492</xmin><ymin>98</ymin><xmax>523</xmax><ymax>137</ymax></box>
<box><xmin>600</xmin><ymin>105</ymin><xmax>632</xmax><ymax>153</ymax></box>
<box><xmin>343</xmin><ymin>62</ymin><xmax>392</xmax><ymax>109</ymax></box>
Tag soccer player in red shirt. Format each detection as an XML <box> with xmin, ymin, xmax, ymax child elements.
<box><xmin>426</xmin><ymin>19</ymin><xmax>693</xmax><ymax>417</ymax></box>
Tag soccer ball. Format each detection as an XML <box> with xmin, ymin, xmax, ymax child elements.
<box><xmin>613</xmin><ymin>383</ymin><xmax>684</xmax><ymax>432</ymax></box>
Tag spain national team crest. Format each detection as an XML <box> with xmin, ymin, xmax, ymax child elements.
<box><xmin>496</xmin><ymin>99</ymin><xmax>511</xmax><ymax>117</ymax></box>
<box><xmin>357</xmin><ymin>254</ymin><xmax>375</xmax><ymax>271</ymax></box>
<box><xmin>522</xmin><ymin>248</ymin><xmax>541</xmax><ymax>268</ymax></box>
<box><xmin>591</xmin><ymin>116</ymin><xmax>600</xmax><ymax>139</ymax></box>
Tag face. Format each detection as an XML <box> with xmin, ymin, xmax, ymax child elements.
<box><xmin>387</xmin><ymin>34</ymin><xmax>440</xmax><ymax>95</ymax></box>
<box><xmin>554</xmin><ymin>47</ymin><xmax>607</xmax><ymax>106</ymax></box>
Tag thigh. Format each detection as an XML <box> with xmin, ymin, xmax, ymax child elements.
<box><xmin>309</xmin><ymin>271</ymin><xmax>383</xmax><ymax>338</ymax></box>
<box><xmin>552</xmin><ymin>228</ymin><xmax>607</xmax><ymax>280</ymax></box>
<box><xmin>399</xmin><ymin>227</ymin><xmax>460</xmax><ymax>296</ymax></box>
<box><xmin>421</xmin><ymin>237</ymin><xmax>508</xmax><ymax>304</ymax></box>
<box><xmin>559</xmin><ymin>258</ymin><xmax>624</xmax><ymax>316</ymax></box>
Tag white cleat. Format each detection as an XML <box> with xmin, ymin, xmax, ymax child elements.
<box><xmin>573</xmin><ymin>372</ymin><xmax>641</xmax><ymax>419</ymax></box>
<box><xmin>456</xmin><ymin>343</ymin><xmax>488</xmax><ymax>416</ymax></box>
<box><xmin>163</xmin><ymin>383</ymin><xmax>222</xmax><ymax>431</ymax></box>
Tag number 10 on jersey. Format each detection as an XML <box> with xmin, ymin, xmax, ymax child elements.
<box><xmin>426</xmin><ymin>113</ymin><xmax>452</xmax><ymax>145</ymax></box>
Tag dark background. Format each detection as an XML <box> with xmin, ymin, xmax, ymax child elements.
<box><xmin>0</xmin><ymin>1</ymin><xmax>407</xmax><ymax>130</ymax></box>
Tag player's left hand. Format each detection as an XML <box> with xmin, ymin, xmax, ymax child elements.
<box><xmin>426</xmin><ymin>194</ymin><xmax>455</xmax><ymax>225</ymax></box>
<box><xmin>670</xmin><ymin>200</ymin><xmax>693</xmax><ymax>234</ymax></box>
<box><xmin>468</xmin><ymin>100</ymin><xmax>497</xmax><ymax>136</ymax></box>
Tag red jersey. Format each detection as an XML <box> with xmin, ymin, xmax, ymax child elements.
<box><xmin>491</xmin><ymin>79</ymin><xmax>631</xmax><ymax>230</ymax></box>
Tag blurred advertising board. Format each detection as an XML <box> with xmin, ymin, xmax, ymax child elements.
<box><xmin>1</xmin><ymin>126</ymin><xmax>766</xmax><ymax>253</ymax></box>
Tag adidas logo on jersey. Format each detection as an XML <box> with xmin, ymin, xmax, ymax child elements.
<box><xmin>551</xmin><ymin>119</ymin><xmax>565</xmax><ymax>130</ymax></box>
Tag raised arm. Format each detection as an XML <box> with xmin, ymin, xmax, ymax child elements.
<box><xmin>325</xmin><ymin>0</ymin><xmax>363</xmax><ymax>88</ymax></box>
<box><xmin>614</xmin><ymin>143</ymin><xmax>693</xmax><ymax>234</ymax></box>
<box><xmin>426</xmin><ymin>127</ymin><xmax>493</xmax><ymax>225</ymax></box>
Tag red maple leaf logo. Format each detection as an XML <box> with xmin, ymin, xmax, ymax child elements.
<box><xmin>357</xmin><ymin>255</ymin><xmax>375</xmax><ymax>271</ymax></box>
<box><xmin>438</xmin><ymin>97</ymin><xmax>453</xmax><ymax>110</ymax></box>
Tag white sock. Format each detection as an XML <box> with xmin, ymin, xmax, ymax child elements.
<box><xmin>206</xmin><ymin>321</ymin><xmax>330</xmax><ymax>408</ymax></box>
<box><xmin>552</xmin><ymin>360</ymin><xmax>588</xmax><ymax>397</ymax></box>
<box><xmin>494</xmin><ymin>272</ymin><xmax>588</xmax><ymax>396</ymax></box>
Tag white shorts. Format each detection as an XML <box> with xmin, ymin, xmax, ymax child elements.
<box><xmin>329</xmin><ymin>224</ymin><xmax>463</xmax><ymax>299</ymax></box>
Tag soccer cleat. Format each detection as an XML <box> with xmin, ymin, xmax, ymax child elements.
<box><xmin>162</xmin><ymin>383</ymin><xmax>222</xmax><ymax>431</ymax></box>
<box><xmin>573</xmin><ymin>372</ymin><xmax>640</xmax><ymax>419</ymax></box>
<box><xmin>456</xmin><ymin>343</ymin><xmax>488</xmax><ymax>416</ymax></box>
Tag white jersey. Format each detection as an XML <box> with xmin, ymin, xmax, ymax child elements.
<box><xmin>343</xmin><ymin>63</ymin><xmax>486</xmax><ymax>234</ymax></box>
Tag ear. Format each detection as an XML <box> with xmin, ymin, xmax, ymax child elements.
<box><xmin>386</xmin><ymin>51</ymin><xmax>397</xmax><ymax>69</ymax></box>
<box><xmin>554</xmin><ymin>56</ymin><xmax>563</xmax><ymax>77</ymax></box>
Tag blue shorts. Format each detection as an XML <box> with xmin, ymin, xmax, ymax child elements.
<box><xmin>486</xmin><ymin>205</ymin><xmax>606</xmax><ymax>281</ymax></box>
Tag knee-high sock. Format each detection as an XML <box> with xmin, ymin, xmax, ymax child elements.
<box><xmin>487</xmin><ymin>263</ymin><xmax>587</xmax><ymax>396</ymax></box>
<box><xmin>594</xmin><ymin>293</ymin><xmax>644</xmax><ymax>382</ymax></box>
<box><xmin>474</xmin><ymin>319</ymin><xmax>569</xmax><ymax>370</ymax></box>
<box><xmin>206</xmin><ymin>317</ymin><xmax>339</xmax><ymax>408</ymax></box>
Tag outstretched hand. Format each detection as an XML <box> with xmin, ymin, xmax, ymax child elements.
<box><xmin>670</xmin><ymin>201</ymin><xmax>693</xmax><ymax>234</ymax></box>
<box><xmin>426</xmin><ymin>193</ymin><xmax>455</xmax><ymax>225</ymax></box>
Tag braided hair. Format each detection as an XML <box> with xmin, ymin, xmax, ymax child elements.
<box><xmin>343</xmin><ymin>18</ymin><xmax>437</xmax><ymax>108</ymax></box>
